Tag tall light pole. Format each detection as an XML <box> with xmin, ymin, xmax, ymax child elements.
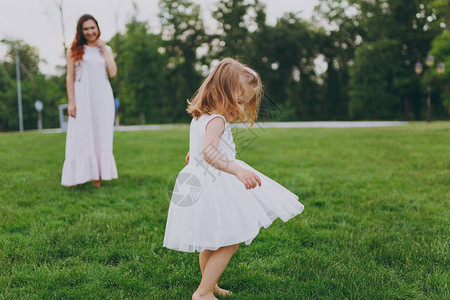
<box><xmin>15</xmin><ymin>47</ymin><xmax>23</xmax><ymax>132</ymax></box>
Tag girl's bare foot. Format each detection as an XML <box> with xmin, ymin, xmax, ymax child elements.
<box><xmin>192</xmin><ymin>291</ymin><xmax>217</xmax><ymax>300</ymax></box>
<box><xmin>93</xmin><ymin>180</ymin><xmax>101</xmax><ymax>187</ymax></box>
<box><xmin>68</xmin><ymin>185</ymin><xmax>76</xmax><ymax>189</ymax></box>
<box><xmin>214</xmin><ymin>284</ymin><xmax>232</xmax><ymax>297</ymax></box>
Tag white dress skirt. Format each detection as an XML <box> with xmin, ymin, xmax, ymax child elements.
<box><xmin>163</xmin><ymin>114</ymin><xmax>304</xmax><ymax>252</ymax></box>
<box><xmin>61</xmin><ymin>45</ymin><xmax>118</xmax><ymax>186</ymax></box>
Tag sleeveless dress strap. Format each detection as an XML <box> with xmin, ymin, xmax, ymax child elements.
<box><xmin>203</xmin><ymin>114</ymin><xmax>226</xmax><ymax>130</ymax></box>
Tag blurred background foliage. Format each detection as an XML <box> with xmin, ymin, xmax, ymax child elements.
<box><xmin>1</xmin><ymin>0</ymin><xmax>449</xmax><ymax>131</ymax></box>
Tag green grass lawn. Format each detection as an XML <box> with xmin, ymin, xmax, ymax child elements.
<box><xmin>0</xmin><ymin>122</ymin><xmax>449</xmax><ymax>299</ymax></box>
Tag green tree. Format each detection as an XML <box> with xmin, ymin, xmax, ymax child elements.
<box><xmin>314</xmin><ymin>0</ymin><xmax>361</xmax><ymax>120</ymax></box>
<box><xmin>430</xmin><ymin>31</ymin><xmax>450</xmax><ymax>117</ymax></box>
<box><xmin>432</xmin><ymin>0</ymin><xmax>450</xmax><ymax>28</ymax></box>
<box><xmin>159</xmin><ymin>0</ymin><xmax>206</xmax><ymax>122</ymax></box>
<box><xmin>430</xmin><ymin>0</ymin><xmax>450</xmax><ymax>117</ymax></box>
<box><xmin>211</xmin><ymin>0</ymin><xmax>262</xmax><ymax>60</ymax></box>
<box><xmin>112</xmin><ymin>20</ymin><xmax>167</xmax><ymax>125</ymax></box>
<box><xmin>349</xmin><ymin>39</ymin><xmax>401</xmax><ymax>119</ymax></box>
<box><xmin>252</xmin><ymin>13</ymin><xmax>322</xmax><ymax>120</ymax></box>
<box><xmin>316</xmin><ymin>0</ymin><xmax>441</xmax><ymax>120</ymax></box>
<box><xmin>0</xmin><ymin>63</ymin><xmax>15</xmax><ymax>131</ymax></box>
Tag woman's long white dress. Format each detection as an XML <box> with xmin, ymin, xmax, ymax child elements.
<box><xmin>163</xmin><ymin>114</ymin><xmax>304</xmax><ymax>252</ymax></box>
<box><xmin>61</xmin><ymin>45</ymin><xmax>118</xmax><ymax>186</ymax></box>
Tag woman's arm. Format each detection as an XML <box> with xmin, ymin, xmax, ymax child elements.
<box><xmin>203</xmin><ymin>117</ymin><xmax>261</xmax><ymax>189</ymax></box>
<box><xmin>66</xmin><ymin>50</ymin><xmax>76</xmax><ymax>118</ymax></box>
<box><xmin>97</xmin><ymin>39</ymin><xmax>117</xmax><ymax>78</ymax></box>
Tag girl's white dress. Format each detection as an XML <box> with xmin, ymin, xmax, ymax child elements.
<box><xmin>163</xmin><ymin>114</ymin><xmax>304</xmax><ymax>252</ymax></box>
<box><xmin>61</xmin><ymin>45</ymin><xmax>118</xmax><ymax>186</ymax></box>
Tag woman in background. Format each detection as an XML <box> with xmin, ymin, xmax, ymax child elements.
<box><xmin>61</xmin><ymin>14</ymin><xmax>118</xmax><ymax>188</ymax></box>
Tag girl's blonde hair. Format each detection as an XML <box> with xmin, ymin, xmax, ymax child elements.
<box><xmin>186</xmin><ymin>58</ymin><xmax>263</xmax><ymax>126</ymax></box>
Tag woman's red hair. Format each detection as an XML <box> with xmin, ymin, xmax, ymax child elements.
<box><xmin>187</xmin><ymin>58</ymin><xmax>263</xmax><ymax>126</ymax></box>
<box><xmin>70</xmin><ymin>14</ymin><xmax>101</xmax><ymax>62</ymax></box>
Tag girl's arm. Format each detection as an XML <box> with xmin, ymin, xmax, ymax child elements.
<box><xmin>97</xmin><ymin>39</ymin><xmax>117</xmax><ymax>78</ymax></box>
<box><xmin>203</xmin><ymin>117</ymin><xmax>261</xmax><ymax>190</ymax></box>
<box><xmin>66</xmin><ymin>50</ymin><xmax>76</xmax><ymax>118</ymax></box>
<box><xmin>185</xmin><ymin>151</ymin><xmax>190</xmax><ymax>164</ymax></box>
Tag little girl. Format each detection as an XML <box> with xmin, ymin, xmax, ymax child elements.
<box><xmin>163</xmin><ymin>58</ymin><xmax>304</xmax><ymax>300</ymax></box>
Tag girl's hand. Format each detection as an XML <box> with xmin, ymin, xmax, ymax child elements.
<box><xmin>235</xmin><ymin>168</ymin><xmax>261</xmax><ymax>190</ymax></box>
<box><xmin>68</xmin><ymin>102</ymin><xmax>76</xmax><ymax>118</ymax></box>
<box><xmin>185</xmin><ymin>152</ymin><xmax>190</xmax><ymax>164</ymax></box>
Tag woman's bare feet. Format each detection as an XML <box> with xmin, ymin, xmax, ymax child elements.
<box><xmin>214</xmin><ymin>285</ymin><xmax>232</xmax><ymax>297</ymax></box>
<box><xmin>68</xmin><ymin>185</ymin><xmax>76</xmax><ymax>189</ymax></box>
<box><xmin>192</xmin><ymin>291</ymin><xmax>217</xmax><ymax>300</ymax></box>
<box><xmin>92</xmin><ymin>180</ymin><xmax>101</xmax><ymax>187</ymax></box>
